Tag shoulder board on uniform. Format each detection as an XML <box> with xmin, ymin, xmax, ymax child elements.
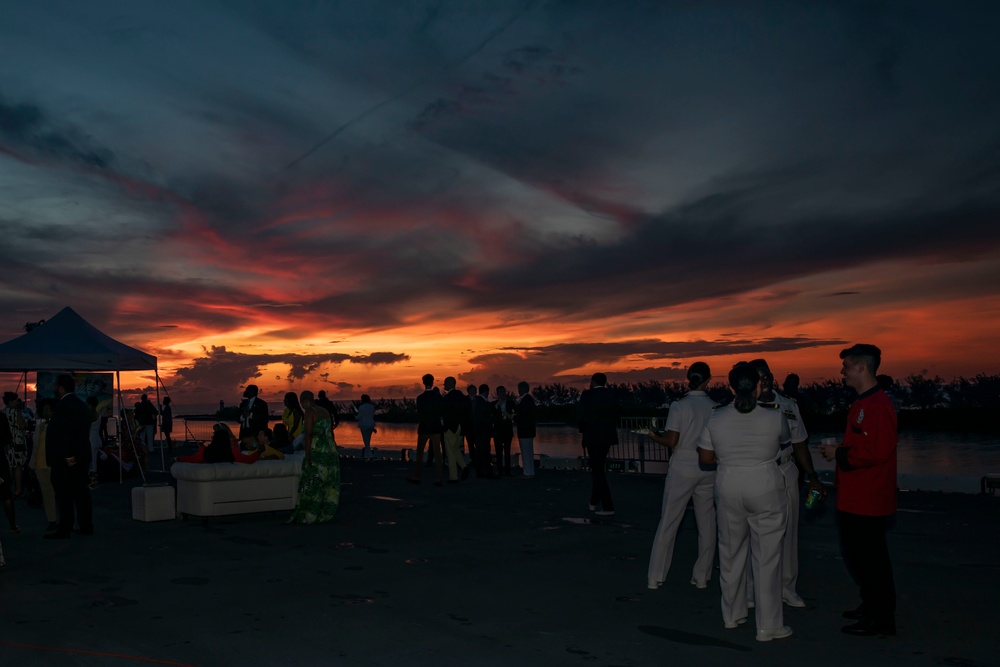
<box><xmin>757</xmin><ymin>402</ymin><xmax>780</xmax><ymax>410</ymax></box>
<box><xmin>776</xmin><ymin>390</ymin><xmax>798</xmax><ymax>403</ymax></box>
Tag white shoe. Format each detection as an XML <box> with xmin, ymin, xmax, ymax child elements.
<box><xmin>783</xmin><ymin>592</ymin><xmax>806</xmax><ymax>608</ymax></box>
<box><xmin>724</xmin><ymin>617</ymin><xmax>747</xmax><ymax>630</ymax></box>
<box><xmin>595</xmin><ymin>510</ymin><xmax>615</xmax><ymax>516</ymax></box>
<box><xmin>647</xmin><ymin>580</ymin><xmax>662</xmax><ymax>590</ymax></box>
<box><xmin>756</xmin><ymin>626</ymin><xmax>793</xmax><ymax>642</ymax></box>
<box><xmin>689</xmin><ymin>578</ymin><xmax>707</xmax><ymax>589</ymax></box>
<box><xmin>588</xmin><ymin>503</ymin><xmax>599</xmax><ymax>511</ymax></box>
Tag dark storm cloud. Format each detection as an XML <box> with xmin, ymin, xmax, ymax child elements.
<box><xmin>0</xmin><ymin>92</ymin><xmax>114</xmax><ymax>168</ymax></box>
<box><xmin>439</xmin><ymin>151</ymin><xmax>1000</xmax><ymax>324</ymax></box>
<box><xmin>171</xmin><ymin>346</ymin><xmax>410</xmax><ymax>393</ymax></box>
<box><xmin>459</xmin><ymin>335</ymin><xmax>846</xmax><ymax>389</ymax></box>
<box><xmin>351</xmin><ymin>352</ymin><xmax>410</xmax><ymax>366</ymax></box>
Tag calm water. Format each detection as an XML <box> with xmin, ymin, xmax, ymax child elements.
<box><xmin>180</xmin><ymin>418</ymin><xmax>999</xmax><ymax>479</ymax></box>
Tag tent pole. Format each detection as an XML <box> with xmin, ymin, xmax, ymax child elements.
<box><xmin>115</xmin><ymin>372</ymin><xmax>147</xmax><ymax>485</ymax></box>
<box><xmin>117</xmin><ymin>371</ymin><xmax>123</xmax><ymax>484</ymax></box>
<box><xmin>155</xmin><ymin>370</ymin><xmax>164</xmax><ymax>473</ymax></box>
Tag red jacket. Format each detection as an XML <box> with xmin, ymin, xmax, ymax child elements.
<box><xmin>835</xmin><ymin>387</ymin><xmax>897</xmax><ymax>516</ymax></box>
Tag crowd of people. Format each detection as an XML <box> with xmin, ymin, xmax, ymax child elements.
<box><xmin>2</xmin><ymin>346</ymin><xmax>898</xmax><ymax>643</ymax></box>
<box><xmin>403</xmin><ymin>374</ymin><xmax>538</xmax><ymax>486</ymax></box>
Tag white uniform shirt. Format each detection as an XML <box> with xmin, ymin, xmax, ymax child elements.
<box><xmin>768</xmin><ymin>392</ymin><xmax>806</xmax><ymax>464</ymax></box>
<box><xmin>698</xmin><ymin>404</ymin><xmax>791</xmax><ymax>468</ymax></box>
<box><xmin>772</xmin><ymin>393</ymin><xmax>807</xmax><ymax>443</ymax></box>
<box><xmin>664</xmin><ymin>391</ymin><xmax>718</xmax><ymax>454</ymax></box>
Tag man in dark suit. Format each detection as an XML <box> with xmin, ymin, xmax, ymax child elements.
<box><xmin>45</xmin><ymin>374</ymin><xmax>94</xmax><ymax>538</ymax></box>
<box><xmin>492</xmin><ymin>386</ymin><xmax>516</xmax><ymax>477</ymax></box>
<box><xmin>514</xmin><ymin>381</ymin><xmax>537</xmax><ymax>478</ymax></box>
<box><xmin>441</xmin><ymin>377</ymin><xmax>471</xmax><ymax>483</ymax></box>
<box><xmin>406</xmin><ymin>374</ymin><xmax>444</xmax><ymax>485</ymax></box>
<box><xmin>463</xmin><ymin>385</ymin><xmax>477</xmax><ymax>456</ymax></box>
<box><xmin>578</xmin><ymin>372</ymin><xmax>619</xmax><ymax>516</ymax></box>
<box><xmin>134</xmin><ymin>394</ymin><xmax>158</xmax><ymax>452</ymax></box>
<box><xmin>471</xmin><ymin>383</ymin><xmax>495</xmax><ymax>479</ymax></box>
<box><xmin>238</xmin><ymin>385</ymin><xmax>269</xmax><ymax>447</ymax></box>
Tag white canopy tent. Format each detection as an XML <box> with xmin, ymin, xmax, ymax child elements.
<box><xmin>0</xmin><ymin>306</ymin><xmax>162</xmax><ymax>479</ymax></box>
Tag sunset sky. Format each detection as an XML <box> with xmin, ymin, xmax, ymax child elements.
<box><xmin>2</xmin><ymin>1</ymin><xmax>999</xmax><ymax>408</ymax></box>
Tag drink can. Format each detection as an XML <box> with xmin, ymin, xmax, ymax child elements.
<box><xmin>805</xmin><ymin>489</ymin><xmax>821</xmax><ymax>510</ymax></box>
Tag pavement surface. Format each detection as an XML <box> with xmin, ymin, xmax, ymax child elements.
<box><xmin>1</xmin><ymin>455</ymin><xmax>998</xmax><ymax>667</ymax></box>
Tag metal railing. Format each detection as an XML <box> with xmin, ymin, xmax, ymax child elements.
<box><xmin>180</xmin><ymin>418</ymin><xmax>223</xmax><ymax>444</ymax></box>
<box><xmin>605</xmin><ymin>416</ymin><xmax>670</xmax><ymax>474</ymax></box>
<box><xmin>569</xmin><ymin>416</ymin><xmax>671</xmax><ymax>474</ymax></box>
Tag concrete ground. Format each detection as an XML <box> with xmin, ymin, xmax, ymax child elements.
<box><xmin>1</xmin><ymin>456</ymin><xmax>998</xmax><ymax>667</ymax></box>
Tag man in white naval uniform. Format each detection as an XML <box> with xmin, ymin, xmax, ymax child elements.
<box><xmin>646</xmin><ymin>362</ymin><xmax>719</xmax><ymax>590</ymax></box>
<box><xmin>747</xmin><ymin>359</ymin><xmax>828</xmax><ymax>609</ymax></box>
<box><xmin>698</xmin><ymin>363</ymin><xmax>792</xmax><ymax>642</ymax></box>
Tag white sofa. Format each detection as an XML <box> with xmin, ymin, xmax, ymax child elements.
<box><xmin>171</xmin><ymin>454</ymin><xmax>304</xmax><ymax>519</ymax></box>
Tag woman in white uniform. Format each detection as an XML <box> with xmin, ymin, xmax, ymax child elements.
<box><xmin>646</xmin><ymin>362</ymin><xmax>719</xmax><ymax>590</ymax></box>
<box><xmin>698</xmin><ymin>363</ymin><xmax>792</xmax><ymax>642</ymax></box>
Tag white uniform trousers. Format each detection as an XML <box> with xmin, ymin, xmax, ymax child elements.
<box><xmin>778</xmin><ymin>457</ymin><xmax>800</xmax><ymax>597</ymax></box>
<box><xmin>745</xmin><ymin>454</ymin><xmax>801</xmax><ymax>604</ymax></box>
<box><xmin>716</xmin><ymin>463</ymin><xmax>787</xmax><ymax>634</ymax></box>
<box><xmin>646</xmin><ymin>452</ymin><xmax>716</xmax><ymax>587</ymax></box>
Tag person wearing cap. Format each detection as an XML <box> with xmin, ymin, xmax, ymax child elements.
<box><xmin>746</xmin><ymin>359</ymin><xmax>827</xmax><ymax>609</ymax></box>
<box><xmin>238</xmin><ymin>385</ymin><xmax>269</xmax><ymax>448</ymax></box>
<box><xmin>820</xmin><ymin>344</ymin><xmax>897</xmax><ymax>637</ymax></box>
<box><xmin>646</xmin><ymin>362</ymin><xmax>719</xmax><ymax>590</ymax></box>
<box><xmin>698</xmin><ymin>363</ymin><xmax>792</xmax><ymax>642</ymax></box>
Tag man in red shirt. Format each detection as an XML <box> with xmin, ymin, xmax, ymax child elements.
<box><xmin>820</xmin><ymin>344</ymin><xmax>897</xmax><ymax>637</ymax></box>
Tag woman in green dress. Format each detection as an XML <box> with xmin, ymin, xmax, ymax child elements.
<box><xmin>288</xmin><ymin>390</ymin><xmax>340</xmax><ymax>524</ymax></box>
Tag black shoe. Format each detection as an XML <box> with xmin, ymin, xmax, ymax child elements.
<box><xmin>842</xmin><ymin>620</ymin><xmax>896</xmax><ymax>637</ymax></box>
<box><xmin>44</xmin><ymin>531</ymin><xmax>71</xmax><ymax>540</ymax></box>
<box><xmin>46</xmin><ymin>522</ymin><xmax>58</xmax><ymax>532</ymax></box>
<box><xmin>842</xmin><ymin>605</ymin><xmax>866</xmax><ymax>620</ymax></box>
<box><xmin>460</xmin><ymin>466</ymin><xmax>470</xmax><ymax>481</ymax></box>
<box><xmin>447</xmin><ymin>480</ymin><xmax>459</xmax><ymax>484</ymax></box>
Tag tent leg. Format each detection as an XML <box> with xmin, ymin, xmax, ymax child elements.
<box><xmin>117</xmin><ymin>371</ymin><xmax>122</xmax><ymax>484</ymax></box>
<box><xmin>155</xmin><ymin>370</ymin><xmax>164</xmax><ymax>473</ymax></box>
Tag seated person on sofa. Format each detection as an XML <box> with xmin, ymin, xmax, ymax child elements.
<box><xmin>176</xmin><ymin>424</ymin><xmax>260</xmax><ymax>464</ymax></box>
<box><xmin>255</xmin><ymin>427</ymin><xmax>286</xmax><ymax>460</ymax></box>
<box><xmin>271</xmin><ymin>423</ymin><xmax>295</xmax><ymax>455</ymax></box>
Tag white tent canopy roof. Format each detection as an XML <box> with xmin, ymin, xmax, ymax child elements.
<box><xmin>0</xmin><ymin>306</ymin><xmax>157</xmax><ymax>372</ymax></box>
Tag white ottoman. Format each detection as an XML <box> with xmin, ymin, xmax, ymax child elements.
<box><xmin>132</xmin><ymin>484</ymin><xmax>176</xmax><ymax>522</ymax></box>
